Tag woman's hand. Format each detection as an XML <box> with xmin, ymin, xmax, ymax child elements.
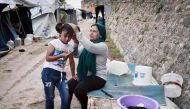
<box><xmin>68</xmin><ymin>23</ymin><xmax>79</xmax><ymax>34</ymax></box>
<box><xmin>68</xmin><ymin>23</ymin><xmax>79</xmax><ymax>44</ymax></box>
<box><xmin>72</xmin><ymin>34</ymin><xmax>79</xmax><ymax>44</ymax></box>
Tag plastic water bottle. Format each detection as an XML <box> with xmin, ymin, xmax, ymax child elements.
<box><xmin>15</xmin><ymin>35</ymin><xmax>21</xmax><ymax>47</ymax></box>
<box><xmin>24</xmin><ymin>34</ymin><xmax>33</xmax><ymax>45</ymax></box>
<box><xmin>7</xmin><ymin>39</ymin><xmax>14</xmax><ymax>49</ymax></box>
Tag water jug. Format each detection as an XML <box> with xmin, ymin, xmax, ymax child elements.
<box><xmin>15</xmin><ymin>35</ymin><xmax>21</xmax><ymax>47</ymax></box>
<box><xmin>24</xmin><ymin>34</ymin><xmax>33</xmax><ymax>45</ymax></box>
<box><xmin>7</xmin><ymin>39</ymin><xmax>14</xmax><ymax>49</ymax></box>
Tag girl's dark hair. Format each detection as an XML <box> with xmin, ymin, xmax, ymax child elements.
<box><xmin>55</xmin><ymin>23</ymin><xmax>63</xmax><ymax>34</ymax></box>
<box><xmin>77</xmin><ymin>26</ymin><xmax>80</xmax><ymax>32</ymax></box>
<box><xmin>61</xmin><ymin>24</ymin><xmax>74</xmax><ymax>38</ymax></box>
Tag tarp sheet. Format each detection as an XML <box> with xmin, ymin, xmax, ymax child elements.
<box><xmin>0</xmin><ymin>0</ymin><xmax>57</xmax><ymax>8</ymax></box>
<box><xmin>32</xmin><ymin>13</ymin><xmax>57</xmax><ymax>37</ymax></box>
<box><xmin>30</xmin><ymin>0</ymin><xmax>59</xmax><ymax>37</ymax></box>
<box><xmin>0</xmin><ymin>11</ymin><xmax>16</xmax><ymax>51</ymax></box>
<box><xmin>88</xmin><ymin>73</ymin><xmax>166</xmax><ymax>105</ymax></box>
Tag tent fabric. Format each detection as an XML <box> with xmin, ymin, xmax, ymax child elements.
<box><xmin>1</xmin><ymin>0</ymin><xmax>66</xmax><ymax>38</ymax></box>
<box><xmin>32</xmin><ymin>13</ymin><xmax>57</xmax><ymax>37</ymax></box>
<box><xmin>30</xmin><ymin>0</ymin><xmax>59</xmax><ymax>19</ymax></box>
<box><xmin>0</xmin><ymin>0</ymin><xmax>15</xmax><ymax>5</ymax></box>
<box><xmin>0</xmin><ymin>0</ymin><xmax>36</xmax><ymax>12</ymax></box>
<box><xmin>30</xmin><ymin>1</ymin><xmax>79</xmax><ymax>37</ymax></box>
<box><xmin>30</xmin><ymin>0</ymin><xmax>59</xmax><ymax>37</ymax></box>
<box><xmin>0</xmin><ymin>4</ymin><xmax>8</xmax><ymax>12</ymax></box>
<box><xmin>76</xmin><ymin>9</ymin><xmax>82</xmax><ymax>21</ymax></box>
<box><xmin>60</xmin><ymin>4</ymin><xmax>74</xmax><ymax>10</ymax></box>
<box><xmin>0</xmin><ymin>1</ymin><xmax>33</xmax><ymax>51</ymax></box>
<box><xmin>0</xmin><ymin>0</ymin><xmax>56</xmax><ymax>8</ymax></box>
<box><xmin>10</xmin><ymin>6</ymin><xmax>33</xmax><ymax>38</ymax></box>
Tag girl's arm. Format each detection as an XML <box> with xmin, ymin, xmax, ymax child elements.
<box><xmin>46</xmin><ymin>44</ymin><xmax>69</xmax><ymax>62</ymax></box>
<box><xmin>73</xmin><ymin>43</ymin><xmax>79</xmax><ymax>57</ymax></box>
<box><xmin>68</xmin><ymin>53</ymin><xmax>77</xmax><ymax>80</ymax></box>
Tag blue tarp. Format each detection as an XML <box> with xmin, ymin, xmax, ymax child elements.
<box><xmin>88</xmin><ymin>73</ymin><xmax>166</xmax><ymax>105</ymax></box>
<box><xmin>0</xmin><ymin>10</ymin><xmax>16</xmax><ymax>51</ymax></box>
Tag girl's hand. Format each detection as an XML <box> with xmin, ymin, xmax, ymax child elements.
<box><xmin>60</xmin><ymin>52</ymin><xmax>69</xmax><ymax>58</ymax></box>
<box><xmin>72</xmin><ymin>74</ymin><xmax>78</xmax><ymax>80</ymax></box>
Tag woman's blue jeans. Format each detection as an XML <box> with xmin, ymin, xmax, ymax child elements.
<box><xmin>41</xmin><ymin>68</ymin><xmax>69</xmax><ymax>109</ymax></box>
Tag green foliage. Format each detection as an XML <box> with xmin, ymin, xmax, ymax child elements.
<box><xmin>153</xmin><ymin>0</ymin><xmax>164</xmax><ymax>14</ymax></box>
<box><xmin>116</xmin><ymin>16</ymin><xmax>119</xmax><ymax>21</ymax></box>
<box><xmin>106</xmin><ymin>31</ymin><xmax>124</xmax><ymax>61</ymax></box>
<box><xmin>145</xmin><ymin>62</ymin><xmax>161</xmax><ymax>68</ymax></box>
<box><xmin>137</xmin><ymin>35</ymin><xmax>144</xmax><ymax>43</ymax></box>
<box><xmin>60</xmin><ymin>0</ymin><xmax>65</xmax><ymax>3</ymax></box>
<box><xmin>139</xmin><ymin>26</ymin><xmax>148</xmax><ymax>35</ymax></box>
<box><xmin>160</xmin><ymin>57</ymin><xmax>168</xmax><ymax>64</ymax></box>
<box><xmin>155</xmin><ymin>3</ymin><xmax>163</xmax><ymax>14</ymax></box>
<box><xmin>60</xmin><ymin>11</ymin><xmax>67</xmax><ymax>23</ymax></box>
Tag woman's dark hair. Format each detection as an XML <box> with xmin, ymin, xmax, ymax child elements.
<box><xmin>55</xmin><ymin>23</ymin><xmax>63</xmax><ymax>34</ymax></box>
<box><xmin>61</xmin><ymin>24</ymin><xmax>74</xmax><ymax>38</ymax></box>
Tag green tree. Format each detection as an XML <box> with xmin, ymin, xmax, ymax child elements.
<box><xmin>59</xmin><ymin>0</ymin><xmax>65</xmax><ymax>4</ymax></box>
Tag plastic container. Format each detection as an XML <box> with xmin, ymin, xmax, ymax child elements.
<box><xmin>117</xmin><ymin>95</ymin><xmax>159</xmax><ymax>109</ymax></box>
<box><xmin>15</xmin><ymin>35</ymin><xmax>21</xmax><ymax>47</ymax></box>
<box><xmin>24</xmin><ymin>34</ymin><xmax>33</xmax><ymax>45</ymax></box>
<box><xmin>161</xmin><ymin>71</ymin><xmax>183</xmax><ymax>98</ymax></box>
<box><xmin>7</xmin><ymin>39</ymin><xmax>14</xmax><ymax>49</ymax></box>
<box><xmin>107</xmin><ymin>60</ymin><xmax>130</xmax><ymax>75</ymax></box>
<box><xmin>133</xmin><ymin>65</ymin><xmax>152</xmax><ymax>86</ymax></box>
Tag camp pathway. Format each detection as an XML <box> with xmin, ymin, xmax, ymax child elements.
<box><xmin>0</xmin><ymin>19</ymin><xmax>94</xmax><ymax>109</ymax></box>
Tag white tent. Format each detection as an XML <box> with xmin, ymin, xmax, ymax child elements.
<box><xmin>0</xmin><ymin>0</ymin><xmax>39</xmax><ymax>10</ymax></box>
<box><xmin>1</xmin><ymin>0</ymin><xmax>60</xmax><ymax>38</ymax></box>
<box><xmin>30</xmin><ymin>0</ymin><xmax>59</xmax><ymax>38</ymax></box>
<box><xmin>76</xmin><ymin>9</ymin><xmax>82</xmax><ymax>21</ymax></box>
<box><xmin>14</xmin><ymin>0</ymin><xmax>56</xmax><ymax>8</ymax></box>
<box><xmin>60</xmin><ymin>3</ymin><xmax>74</xmax><ymax>10</ymax></box>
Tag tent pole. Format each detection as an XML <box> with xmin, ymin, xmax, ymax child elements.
<box><xmin>57</xmin><ymin>9</ymin><xmax>59</xmax><ymax>23</ymax></box>
<box><xmin>15</xmin><ymin>8</ymin><xmax>26</xmax><ymax>37</ymax></box>
<box><xmin>56</xmin><ymin>1</ymin><xmax>60</xmax><ymax>23</ymax></box>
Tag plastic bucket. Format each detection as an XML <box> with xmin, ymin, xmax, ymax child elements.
<box><xmin>133</xmin><ymin>66</ymin><xmax>152</xmax><ymax>86</ymax></box>
<box><xmin>161</xmin><ymin>72</ymin><xmax>183</xmax><ymax>98</ymax></box>
<box><xmin>117</xmin><ymin>95</ymin><xmax>159</xmax><ymax>109</ymax></box>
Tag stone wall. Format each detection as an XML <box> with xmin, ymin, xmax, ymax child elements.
<box><xmin>106</xmin><ymin>0</ymin><xmax>190</xmax><ymax>108</ymax></box>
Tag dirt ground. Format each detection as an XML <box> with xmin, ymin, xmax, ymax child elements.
<box><xmin>0</xmin><ymin>19</ymin><xmax>95</xmax><ymax>109</ymax></box>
